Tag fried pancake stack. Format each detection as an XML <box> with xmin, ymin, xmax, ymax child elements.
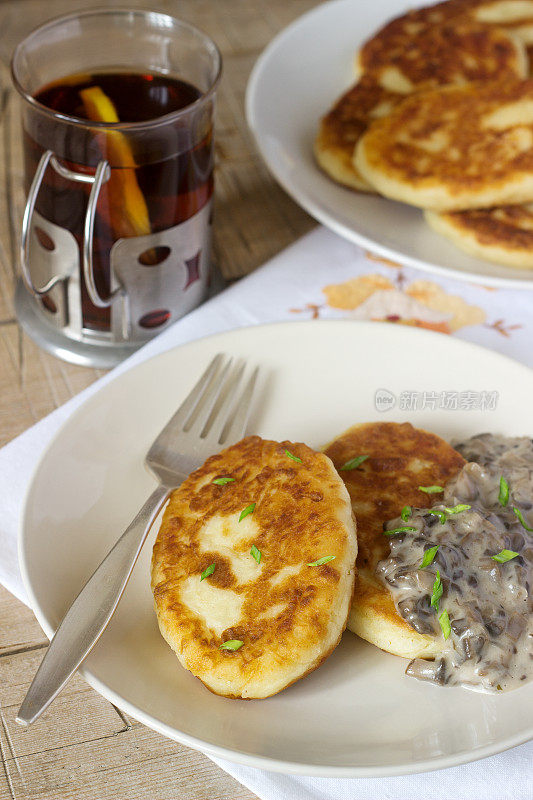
<box><xmin>316</xmin><ymin>0</ymin><xmax>533</xmax><ymax>269</ymax></box>
<box><xmin>151</xmin><ymin>425</ymin><xmax>470</xmax><ymax>696</ymax></box>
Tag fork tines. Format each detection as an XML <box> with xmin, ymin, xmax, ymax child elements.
<box><xmin>185</xmin><ymin>355</ymin><xmax>259</xmax><ymax>445</ymax></box>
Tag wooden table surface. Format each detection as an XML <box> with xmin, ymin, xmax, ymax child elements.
<box><xmin>0</xmin><ymin>1</ymin><xmax>318</xmax><ymax>797</ymax></box>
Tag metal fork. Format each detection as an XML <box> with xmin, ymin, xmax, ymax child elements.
<box><xmin>16</xmin><ymin>354</ymin><xmax>259</xmax><ymax>727</ymax></box>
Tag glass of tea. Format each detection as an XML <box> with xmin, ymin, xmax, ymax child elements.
<box><xmin>11</xmin><ymin>9</ymin><xmax>221</xmax><ymax>366</ymax></box>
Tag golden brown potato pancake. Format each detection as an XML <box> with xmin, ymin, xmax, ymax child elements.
<box><xmin>355</xmin><ymin>79</ymin><xmax>533</xmax><ymax>210</ymax></box>
<box><xmin>314</xmin><ymin>78</ymin><xmax>400</xmax><ymax>192</ymax></box>
<box><xmin>356</xmin><ymin>13</ymin><xmax>526</xmax><ymax>92</ymax></box>
<box><xmin>324</xmin><ymin>422</ymin><xmax>465</xmax><ymax>658</ymax></box>
<box><xmin>151</xmin><ymin>436</ymin><xmax>357</xmax><ymax>698</ymax></box>
<box><xmin>425</xmin><ymin>204</ymin><xmax>533</xmax><ymax>268</ymax></box>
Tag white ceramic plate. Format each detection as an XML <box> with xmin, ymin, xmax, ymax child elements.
<box><xmin>20</xmin><ymin>321</ymin><xmax>533</xmax><ymax>776</ymax></box>
<box><xmin>246</xmin><ymin>0</ymin><xmax>533</xmax><ymax>290</ymax></box>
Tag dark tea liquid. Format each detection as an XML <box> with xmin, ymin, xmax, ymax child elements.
<box><xmin>25</xmin><ymin>71</ymin><xmax>213</xmax><ymax>330</ymax></box>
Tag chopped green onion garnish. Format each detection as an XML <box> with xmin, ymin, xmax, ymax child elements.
<box><xmin>499</xmin><ymin>476</ymin><xmax>509</xmax><ymax>507</ymax></box>
<box><xmin>420</xmin><ymin>545</ymin><xmax>439</xmax><ymax>568</ymax></box>
<box><xmin>439</xmin><ymin>609</ymin><xmax>451</xmax><ymax>640</ymax></box>
<box><xmin>339</xmin><ymin>455</ymin><xmax>369</xmax><ymax>471</ymax></box>
<box><xmin>419</xmin><ymin>485</ymin><xmax>444</xmax><ymax>494</ymax></box>
<box><xmin>426</xmin><ymin>505</ymin><xmax>470</xmax><ymax>525</ymax></box>
<box><xmin>200</xmin><ymin>563</ymin><xmax>215</xmax><ymax>581</ymax></box>
<box><xmin>430</xmin><ymin>570</ymin><xmax>443</xmax><ymax>611</ymax></box>
<box><xmin>250</xmin><ymin>544</ymin><xmax>262</xmax><ymax>564</ymax></box>
<box><xmin>427</xmin><ymin>509</ymin><xmax>447</xmax><ymax>524</ymax></box>
<box><xmin>384</xmin><ymin>525</ymin><xmax>417</xmax><ymax>535</ymax></box>
<box><xmin>285</xmin><ymin>449</ymin><xmax>302</xmax><ymax>463</ymax></box>
<box><xmin>401</xmin><ymin>505</ymin><xmax>412</xmax><ymax>521</ymax></box>
<box><xmin>212</xmin><ymin>477</ymin><xmax>235</xmax><ymax>486</ymax></box>
<box><xmin>491</xmin><ymin>549</ymin><xmax>519</xmax><ymax>563</ymax></box>
<box><xmin>239</xmin><ymin>503</ymin><xmax>256</xmax><ymax>522</ymax></box>
<box><xmin>220</xmin><ymin>640</ymin><xmax>244</xmax><ymax>651</ymax></box>
<box><xmin>443</xmin><ymin>504</ymin><xmax>471</xmax><ymax>514</ymax></box>
<box><xmin>307</xmin><ymin>555</ymin><xmax>336</xmax><ymax>566</ymax></box>
<box><xmin>512</xmin><ymin>506</ymin><xmax>533</xmax><ymax>532</ymax></box>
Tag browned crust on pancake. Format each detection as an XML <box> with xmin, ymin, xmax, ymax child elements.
<box><xmin>359</xmin><ymin>15</ymin><xmax>526</xmax><ymax>89</ymax></box>
<box><xmin>199</xmin><ymin>620</ymin><xmax>348</xmax><ymax>700</ymax></box>
<box><xmin>528</xmin><ymin>44</ymin><xmax>533</xmax><ymax>74</ymax></box>
<box><xmin>425</xmin><ymin>202</ymin><xmax>533</xmax><ymax>268</ymax></box>
<box><xmin>434</xmin><ymin>205</ymin><xmax>533</xmax><ymax>248</ymax></box>
<box><xmin>356</xmin><ymin>79</ymin><xmax>533</xmax><ymax>203</ymax></box>
<box><xmin>358</xmin><ymin>0</ymin><xmax>477</xmax><ymax>75</ymax></box>
<box><xmin>320</xmin><ymin>79</ymin><xmax>401</xmax><ymax>149</ymax></box>
<box><xmin>324</xmin><ymin>423</ymin><xmax>465</xmax><ymax>646</ymax></box>
<box><xmin>315</xmin><ymin>78</ymin><xmax>401</xmax><ymax>189</ymax></box>
<box><xmin>151</xmin><ymin>436</ymin><xmax>357</xmax><ymax>697</ymax></box>
<box><xmin>469</xmin><ymin>0</ymin><xmax>533</xmax><ymax>42</ymax></box>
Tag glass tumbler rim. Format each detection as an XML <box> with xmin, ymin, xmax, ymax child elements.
<box><xmin>10</xmin><ymin>6</ymin><xmax>222</xmax><ymax>132</ymax></box>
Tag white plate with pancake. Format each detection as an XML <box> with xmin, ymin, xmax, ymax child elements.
<box><xmin>246</xmin><ymin>0</ymin><xmax>533</xmax><ymax>290</ymax></box>
<box><xmin>19</xmin><ymin>320</ymin><xmax>533</xmax><ymax>776</ymax></box>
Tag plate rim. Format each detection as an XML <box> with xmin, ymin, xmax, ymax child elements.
<box><xmin>245</xmin><ymin>0</ymin><xmax>533</xmax><ymax>292</ymax></box>
<box><xmin>19</xmin><ymin>319</ymin><xmax>533</xmax><ymax>777</ymax></box>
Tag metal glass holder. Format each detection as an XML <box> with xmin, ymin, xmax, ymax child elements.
<box><xmin>16</xmin><ymin>151</ymin><xmax>218</xmax><ymax>368</ymax></box>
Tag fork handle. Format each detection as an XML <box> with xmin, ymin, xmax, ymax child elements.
<box><xmin>16</xmin><ymin>483</ymin><xmax>170</xmax><ymax>727</ymax></box>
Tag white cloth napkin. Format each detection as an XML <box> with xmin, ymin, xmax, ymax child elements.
<box><xmin>1</xmin><ymin>226</ymin><xmax>532</xmax><ymax>798</ymax></box>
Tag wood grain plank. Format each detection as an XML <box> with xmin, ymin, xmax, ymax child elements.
<box><xmin>0</xmin><ymin>592</ymin><xmax>257</xmax><ymax>799</ymax></box>
<box><xmin>0</xmin><ymin>628</ymin><xmax>255</xmax><ymax>800</ymax></box>
<box><xmin>0</xmin><ymin>587</ymin><xmax>46</xmax><ymax>655</ymax></box>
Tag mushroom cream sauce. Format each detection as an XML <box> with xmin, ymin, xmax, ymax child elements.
<box><xmin>376</xmin><ymin>434</ymin><xmax>532</xmax><ymax>692</ymax></box>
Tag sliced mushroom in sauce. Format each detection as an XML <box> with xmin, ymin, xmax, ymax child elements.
<box><xmin>376</xmin><ymin>434</ymin><xmax>533</xmax><ymax>692</ymax></box>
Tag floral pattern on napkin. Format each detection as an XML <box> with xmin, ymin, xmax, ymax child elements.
<box><xmin>291</xmin><ymin>249</ymin><xmax>524</xmax><ymax>341</ymax></box>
